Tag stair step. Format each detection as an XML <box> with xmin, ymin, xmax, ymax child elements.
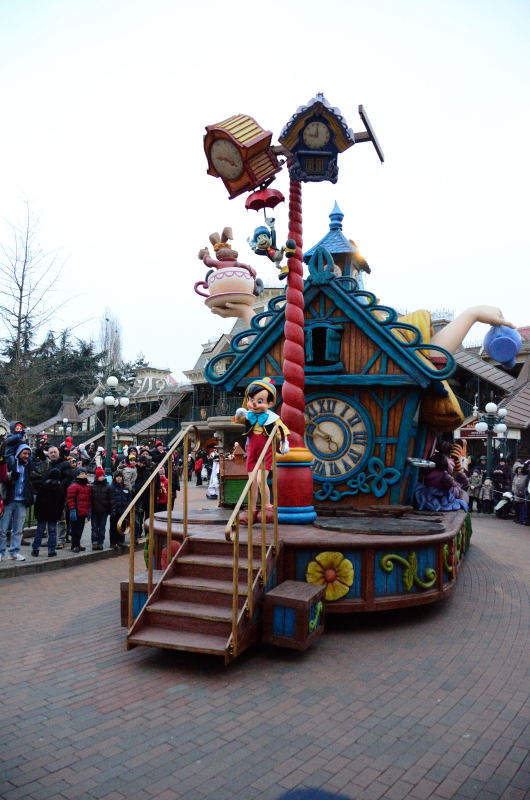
<box><xmin>175</xmin><ymin>556</ymin><xmax>260</xmax><ymax>582</ymax></box>
<box><xmin>147</xmin><ymin>599</ymin><xmax>233</xmax><ymax>621</ymax></box>
<box><xmin>188</xmin><ymin>537</ymin><xmax>265</xmax><ymax>557</ymax></box>
<box><xmin>159</xmin><ymin>582</ymin><xmax>246</xmax><ymax>609</ymax></box>
<box><xmin>178</xmin><ymin>554</ymin><xmax>261</xmax><ymax>570</ymax></box>
<box><xmin>128</xmin><ymin>625</ymin><xmax>227</xmax><ymax>655</ymax></box>
<box><xmin>164</xmin><ymin>575</ymin><xmax>251</xmax><ymax>596</ymax></box>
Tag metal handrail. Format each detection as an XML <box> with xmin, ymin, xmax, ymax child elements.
<box><xmin>118</xmin><ymin>424</ymin><xmax>197</xmax><ymax>629</ymax></box>
<box><xmin>225</xmin><ymin>422</ymin><xmax>280</xmax><ymax>656</ymax></box>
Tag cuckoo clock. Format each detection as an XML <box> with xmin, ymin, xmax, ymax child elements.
<box><xmin>279</xmin><ymin>94</ymin><xmax>384</xmax><ymax>183</ymax></box>
<box><xmin>279</xmin><ymin>94</ymin><xmax>354</xmax><ymax>183</ymax></box>
<box><xmin>204</xmin><ymin>114</ymin><xmax>282</xmax><ymax>199</ymax></box>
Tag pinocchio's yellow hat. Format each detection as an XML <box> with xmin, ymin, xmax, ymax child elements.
<box><xmin>243</xmin><ymin>377</ymin><xmax>277</xmax><ymax>408</ymax></box>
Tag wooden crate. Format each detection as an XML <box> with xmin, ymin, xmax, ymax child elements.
<box><xmin>262</xmin><ymin>580</ymin><xmax>326</xmax><ymax>650</ymax></box>
<box><xmin>220</xmin><ymin>452</ymin><xmax>248</xmax><ymax>507</ymax></box>
<box><xmin>120</xmin><ymin>570</ymin><xmax>164</xmax><ymax>627</ymax></box>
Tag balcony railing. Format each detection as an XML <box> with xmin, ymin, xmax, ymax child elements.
<box><xmin>183</xmin><ymin>398</ymin><xmax>244</xmax><ymax>422</ymax></box>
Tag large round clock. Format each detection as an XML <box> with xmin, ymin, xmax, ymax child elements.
<box><xmin>209</xmin><ymin>139</ymin><xmax>244</xmax><ymax>180</ymax></box>
<box><xmin>304</xmin><ymin>393</ymin><xmax>373</xmax><ymax>482</ymax></box>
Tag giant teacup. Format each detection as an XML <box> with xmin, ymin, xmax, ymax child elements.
<box><xmin>208</xmin><ymin>266</ymin><xmax>255</xmax><ymax>295</ymax></box>
<box><xmin>194</xmin><ymin>266</ymin><xmax>256</xmax><ymax>303</ymax></box>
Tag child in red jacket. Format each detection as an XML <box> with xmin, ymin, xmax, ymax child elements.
<box><xmin>66</xmin><ymin>468</ymin><xmax>92</xmax><ymax>552</ymax></box>
<box><xmin>155</xmin><ymin>467</ymin><xmax>169</xmax><ymax>512</ymax></box>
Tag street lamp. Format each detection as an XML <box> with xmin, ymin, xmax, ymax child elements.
<box><xmin>93</xmin><ymin>376</ymin><xmax>130</xmax><ymax>473</ymax></box>
<box><xmin>475</xmin><ymin>402</ymin><xmax>508</xmax><ymax>478</ymax></box>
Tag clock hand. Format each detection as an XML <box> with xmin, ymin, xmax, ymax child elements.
<box><xmin>218</xmin><ymin>156</ymin><xmax>237</xmax><ymax>167</ymax></box>
<box><xmin>307</xmin><ymin>424</ymin><xmax>339</xmax><ymax>453</ymax></box>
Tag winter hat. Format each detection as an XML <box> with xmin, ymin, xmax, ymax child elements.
<box><xmin>95</xmin><ymin>467</ymin><xmax>106</xmax><ymax>479</ymax></box>
<box><xmin>15</xmin><ymin>443</ymin><xmax>31</xmax><ymax>458</ymax></box>
<box><xmin>74</xmin><ymin>467</ymin><xmax>87</xmax><ymax>477</ymax></box>
<box><xmin>48</xmin><ymin>468</ymin><xmax>61</xmax><ymax>481</ymax></box>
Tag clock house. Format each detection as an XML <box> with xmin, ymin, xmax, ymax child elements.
<box><xmin>205</xmin><ymin>207</ymin><xmax>458</xmax><ymax>512</ymax></box>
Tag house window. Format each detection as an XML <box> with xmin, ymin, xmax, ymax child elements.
<box><xmin>305</xmin><ymin>324</ymin><xmax>343</xmax><ymax>371</ymax></box>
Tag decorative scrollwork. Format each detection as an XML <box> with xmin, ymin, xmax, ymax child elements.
<box><xmin>455</xmin><ymin>532</ymin><xmax>462</xmax><ymax>563</ymax></box>
<box><xmin>380</xmin><ymin>551</ymin><xmax>437</xmax><ymax>591</ymax></box>
<box><xmin>308</xmin><ymin>601</ymin><xmax>323</xmax><ymax>632</ymax></box>
<box><xmin>314</xmin><ymin>457</ymin><xmax>401</xmax><ymax>502</ymax></box>
<box><xmin>442</xmin><ymin>544</ymin><xmax>453</xmax><ymax>575</ymax></box>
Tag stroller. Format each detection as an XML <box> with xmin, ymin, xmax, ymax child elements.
<box><xmin>494</xmin><ymin>492</ymin><xmax>513</xmax><ymax>519</ymax></box>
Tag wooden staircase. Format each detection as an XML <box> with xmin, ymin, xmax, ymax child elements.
<box><xmin>127</xmin><ymin>533</ymin><xmax>278</xmax><ymax>664</ymax></box>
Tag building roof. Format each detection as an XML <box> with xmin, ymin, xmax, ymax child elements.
<box><xmin>304</xmin><ymin>203</ymin><xmax>370</xmax><ymax>273</ymax></box>
<box><xmin>205</xmin><ymin>254</ymin><xmax>456</xmax><ymax>391</ymax></box>
<box><xmin>454</xmin><ymin>349</ymin><xmax>516</xmax><ymax>392</ymax></box>
<box><xmin>279</xmin><ymin>93</ymin><xmax>355</xmax><ymax>153</ymax></box>
<box><xmin>501</xmin><ymin>356</ymin><xmax>530</xmax><ymax>428</ymax></box>
<box><xmin>124</xmin><ymin>393</ymin><xmax>187</xmax><ymax>435</ymax></box>
<box><xmin>30</xmin><ymin>398</ymin><xmax>81</xmax><ymax>435</ymax></box>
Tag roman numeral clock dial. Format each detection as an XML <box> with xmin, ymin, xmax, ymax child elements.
<box><xmin>304</xmin><ymin>395</ymin><xmax>372</xmax><ymax>482</ymax></box>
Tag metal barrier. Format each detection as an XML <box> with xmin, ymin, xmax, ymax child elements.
<box><xmin>224</xmin><ymin>422</ymin><xmax>280</xmax><ymax>656</ymax></box>
<box><xmin>118</xmin><ymin>425</ymin><xmax>197</xmax><ymax>629</ymax></box>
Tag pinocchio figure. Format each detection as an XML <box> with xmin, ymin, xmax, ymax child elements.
<box><xmin>233</xmin><ymin>377</ymin><xmax>289</xmax><ymax>523</ymax></box>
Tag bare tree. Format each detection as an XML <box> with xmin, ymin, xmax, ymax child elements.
<box><xmin>99</xmin><ymin>308</ymin><xmax>123</xmax><ymax>374</ymax></box>
<box><xmin>0</xmin><ymin>203</ymin><xmax>62</xmax><ymax>418</ymax></box>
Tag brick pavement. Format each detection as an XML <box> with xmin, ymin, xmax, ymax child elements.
<box><xmin>0</xmin><ymin>509</ymin><xmax>528</xmax><ymax>800</ymax></box>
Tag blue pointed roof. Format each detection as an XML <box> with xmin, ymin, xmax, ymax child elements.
<box><xmin>304</xmin><ymin>203</ymin><xmax>357</xmax><ymax>263</ymax></box>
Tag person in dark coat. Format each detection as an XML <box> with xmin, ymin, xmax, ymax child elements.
<box><xmin>109</xmin><ymin>471</ymin><xmax>131</xmax><ymax>550</ymax></box>
<box><xmin>150</xmin><ymin>441</ymin><xmax>166</xmax><ymax>465</ymax></box>
<box><xmin>31</xmin><ymin>468</ymin><xmax>65</xmax><ymax>557</ymax></box>
<box><xmin>133</xmin><ymin>455</ymin><xmax>159</xmax><ymax>542</ymax></box>
<box><xmin>4</xmin><ymin>421</ymin><xmax>27</xmax><ymax>459</ymax></box>
<box><xmin>90</xmin><ymin>467</ymin><xmax>112</xmax><ymax>550</ymax></box>
<box><xmin>66</xmin><ymin>468</ymin><xmax>91</xmax><ymax>553</ymax></box>
<box><xmin>32</xmin><ymin>445</ymin><xmax>74</xmax><ymax>549</ymax></box>
<box><xmin>0</xmin><ymin>443</ymin><xmax>33</xmax><ymax>561</ymax></box>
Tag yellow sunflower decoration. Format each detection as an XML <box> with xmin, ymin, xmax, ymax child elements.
<box><xmin>306</xmin><ymin>551</ymin><xmax>354</xmax><ymax>601</ymax></box>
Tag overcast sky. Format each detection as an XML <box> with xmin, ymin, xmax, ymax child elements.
<box><xmin>1</xmin><ymin>0</ymin><xmax>529</xmax><ymax>381</ymax></box>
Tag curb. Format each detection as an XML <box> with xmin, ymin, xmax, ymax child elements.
<box><xmin>0</xmin><ymin>542</ymin><xmax>144</xmax><ymax>579</ymax></box>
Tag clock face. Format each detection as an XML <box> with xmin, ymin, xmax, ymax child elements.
<box><xmin>302</xmin><ymin>120</ymin><xmax>331</xmax><ymax>150</ymax></box>
<box><xmin>304</xmin><ymin>394</ymin><xmax>372</xmax><ymax>482</ymax></box>
<box><xmin>209</xmin><ymin>139</ymin><xmax>244</xmax><ymax>180</ymax></box>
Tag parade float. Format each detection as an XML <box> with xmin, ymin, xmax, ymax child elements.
<box><xmin>122</xmin><ymin>95</ymin><xmax>515</xmax><ymax>663</ymax></box>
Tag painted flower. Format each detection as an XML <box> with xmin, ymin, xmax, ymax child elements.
<box><xmin>306</xmin><ymin>551</ymin><xmax>354</xmax><ymax>602</ymax></box>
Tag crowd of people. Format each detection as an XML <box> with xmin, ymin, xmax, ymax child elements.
<box><xmin>3</xmin><ymin>419</ymin><xmax>527</xmax><ymax>563</ymax></box>
<box><xmin>0</xmin><ymin>420</ymin><xmax>182</xmax><ymax>561</ymax></box>
<box><xmin>415</xmin><ymin>437</ymin><xmax>530</xmax><ymax>522</ymax></box>
<box><xmin>467</xmin><ymin>454</ymin><xmax>530</xmax><ymax>523</ymax></box>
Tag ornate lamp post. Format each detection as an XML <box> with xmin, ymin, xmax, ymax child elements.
<box><xmin>93</xmin><ymin>376</ymin><xmax>130</xmax><ymax>474</ymax></box>
<box><xmin>475</xmin><ymin>402</ymin><xmax>508</xmax><ymax>479</ymax></box>
<box><xmin>113</xmin><ymin>424</ymin><xmax>121</xmax><ymax>452</ymax></box>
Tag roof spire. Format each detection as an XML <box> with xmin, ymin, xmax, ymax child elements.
<box><xmin>329</xmin><ymin>202</ymin><xmax>344</xmax><ymax>231</ymax></box>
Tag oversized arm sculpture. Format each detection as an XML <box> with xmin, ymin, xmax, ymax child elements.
<box><xmin>430</xmin><ymin>305</ymin><xmax>516</xmax><ymax>354</ymax></box>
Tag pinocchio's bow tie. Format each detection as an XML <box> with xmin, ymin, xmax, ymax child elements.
<box><xmin>247</xmin><ymin>411</ymin><xmax>268</xmax><ymax>425</ymax></box>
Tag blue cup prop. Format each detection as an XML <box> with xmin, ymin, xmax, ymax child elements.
<box><xmin>483</xmin><ymin>325</ymin><xmax>521</xmax><ymax>366</ymax></box>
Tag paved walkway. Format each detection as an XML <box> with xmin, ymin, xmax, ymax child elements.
<box><xmin>0</xmin><ymin>508</ymin><xmax>528</xmax><ymax>800</ymax></box>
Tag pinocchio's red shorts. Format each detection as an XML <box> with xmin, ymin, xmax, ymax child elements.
<box><xmin>246</xmin><ymin>433</ymin><xmax>272</xmax><ymax>472</ymax></box>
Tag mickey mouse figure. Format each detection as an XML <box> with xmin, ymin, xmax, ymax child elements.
<box><xmin>233</xmin><ymin>377</ymin><xmax>290</xmax><ymax>524</ymax></box>
<box><xmin>247</xmin><ymin>218</ymin><xmax>296</xmax><ymax>280</ymax></box>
